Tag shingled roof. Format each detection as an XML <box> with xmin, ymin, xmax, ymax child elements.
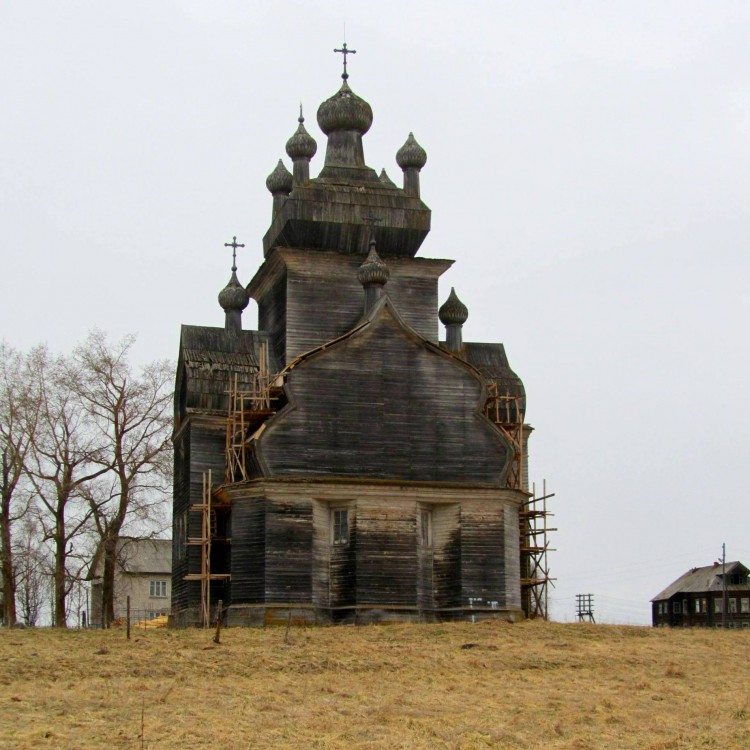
<box><xmin>176</xmin><ymin>326</ymin><xmax>279</xmax><ymax>417</ymax></box>
<box><xmin>651</xmin><ymin>561</ymin><xmax>749</xmax><ymax>601</ymax></box>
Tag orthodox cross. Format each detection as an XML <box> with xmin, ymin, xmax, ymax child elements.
<box><xmin>224</xmin><ymin>236</ymin><xmax>245</xmax><ymax>272</ymax></box>
<box><xmin>334</xmin><ymin>42</ymin><xmax>356</xmax><ymax>80</ymax></box>
<box><xmin>362</xmin><ymin>214</ymin><xmax>383</xmax><ymax>247</ymax></box>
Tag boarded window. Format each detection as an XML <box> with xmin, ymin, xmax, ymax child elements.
<box><xmin>332</xmin><ymin>509</ymin><xmax>349</xmax><ymax>546</ymax></box>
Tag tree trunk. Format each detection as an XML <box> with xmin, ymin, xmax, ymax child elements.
<box><xmin>1</xmin><ymin>451</ymin><xmax>18</xmax><ymax>627</ymax></box>
<box><xmin>102</xmin><ymin>537</ymin><xmax>116</xmax><ymax>627</ymax></box>
<box><xmin>54</xmin><ymin>517</ymin><xmax>67</xmax><ymax>628</ymax></box>
<box><xmin>0</xmin><ymin>509</ymin><xmax>17</xmax><ymax>627</ymax></box>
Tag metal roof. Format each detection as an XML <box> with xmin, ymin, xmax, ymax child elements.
<box><xmin>651</xmin><ymin>561</ymin><xmax>749</xmax><ymax>601</ymax></box>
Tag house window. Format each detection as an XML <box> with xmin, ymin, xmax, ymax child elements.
<box><xmin>741</xmin><ymin>598</ymin><xmax>750</xmax><ymax>614</ymax></box>
<box><xmin>332</xmin><ymin>509</ymin><xmax>349</xmax><ymax>546</ymax></box>
<box><xmin>695</xmin><ymin>598</ymin><xmax>707</xmax><ymax>614</ymax></box>
<box><xmin>672</xmin><ymin>601</ymin><xmax>682</xmax><ymax>614</ymax></box>
<box><xmin>418</xmin><ymin>508</ymin><xmax>433</xmax><ymax>548</ymax></box>
<box><xmin>150</xmin><ymin>580</ymin><xmax>167</xmax><ymax>598</ymax></box>
<box><xmin>714</xmin><ymin>599</ymin><xmax>723</xmax><ymax>614</ymax></box>
<box><xmin>729</xmin><ymin>598</ymin><xmax>738</xmax><ymax>614</ymax></box>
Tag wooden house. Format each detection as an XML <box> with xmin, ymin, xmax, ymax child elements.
<box><xmin>171</xmin><ymin>64</ymin><xmax>533</xmax><ymax>627</ymax></box>
<box><xmin>651</xmin><ymin>561</ymin><xmax>750</xmax><ymax>628</ymax></box>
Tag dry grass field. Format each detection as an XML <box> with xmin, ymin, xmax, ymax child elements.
<box><xmin>1</xmin><ymin>620</ymin><xmax>749</xmax><ymax>750</ymax></box>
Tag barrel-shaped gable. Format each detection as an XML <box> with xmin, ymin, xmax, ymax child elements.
<box><xmin>255</xmin><ymin>300</ymin><xmax>510</xmax><ymax>484</ymax></box>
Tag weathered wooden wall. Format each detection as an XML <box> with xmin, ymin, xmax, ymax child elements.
<box><xmin>219</xmin><ymin>481</ymin><xmax>524</xmax><ymax>625</ymax></box>
<box><xmin>257</xmin><ymin>304</ymin><xmax>509</xmax><ymax>484</ymax></box>
<box><xmin>249</xmin><ymin>249</ymin><xmax>452</xmax><ymax>366</ymax></box>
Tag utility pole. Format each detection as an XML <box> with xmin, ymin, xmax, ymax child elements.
<box><xmin>722</xmin><ymin>543</ymin><xmax>727</xmax><ymax>629</ymax></box>
<box><xmin>575</xmin><ymin>593</ymin><xmax>595</xmax><ymax>623</ymax></box>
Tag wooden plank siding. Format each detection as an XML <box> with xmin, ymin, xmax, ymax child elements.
<box><xmin>432</xmin><ymin>503</ymin><xmax>461</xmax><ymax>611</ymax></box>
<box><xmin>249</xmin><ymin>248</ymin><xmax>453</xmax><ymax>366</ymax></box>
<box><xmin>218</xmin><ymin>481</ymin><xmax>524</xmax><ymax>624</ymax></box>
<box><xmin>356</xmin><ymin>500</ymin><xmax>417</xmax><ymax>607</ymax></box>
<box><xmin>460</xmin><ymin>500</ymin><xmax>510</xmax><ymax>612</ymax></box>
<box><xmin>264</xmin><ymin>500</ymin><xmax>313</xmax><ymax>604</ymax></box>
<box><xmin>230</xmin><ymin>496</ymin><xmax>266</xmax><ymax>604</ymax></box>
<box><xmin>256</xmin><ymin>303</ymin><xmax>510</xmax><ymax>485</ymax></box>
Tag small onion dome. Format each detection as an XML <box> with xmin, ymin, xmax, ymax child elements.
<box><xmin>265</xmin><ymin>159</ymin><xmax>293</xmax><ymax>194</ymax></box>
<box><xmin>218</xmin><ymin>271</ymin><xmax>250</xmax><ymax>312</ymax></box>
<box><xmin>357</xmin><ymin>240</ymin><xmax>390</xmax><ymax>286</ymax></box>
<box><xmin>396</xmin><ymin>132</ymin><xmax>427</xmax><ymax>170</ymax></box>
<box><xmin>317</xmin><ymin>80</ymin><xmax>373</xmax><ymax>136</ymax></box>
<box><xmin>439</xmin><ymin>287</ymin><xmax>469</xmax><ymax>326</ymax></box>
<box><xmin>379</xmin><ymin>168</ymin><xmax>397</xmax><ymax>187</ymax></box>
<box><xmin>285</xmin><ymin>112</ymin><xmax>317</xmax><ymax>160</ymax></box>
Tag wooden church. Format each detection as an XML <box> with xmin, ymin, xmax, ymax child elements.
<box><xmin>171</xmin><ymin>54</ymin><xmax>534</xmax><ymax>626</ymax></box>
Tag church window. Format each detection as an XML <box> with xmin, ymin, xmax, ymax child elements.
<box><xmin>419</xmin><ymin>508</ymin><xmax>433</xmax><ymax>548</ymax></box>
<box><xmin>332</xmin><ymin>509</ymin><xmax>349</xmax><ymax>546</ymax></box>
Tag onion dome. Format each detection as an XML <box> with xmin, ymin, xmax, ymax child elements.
<box><xmin>396</xmin><ymin>132</ymin><xmax>427</xmax><ymax>170</ymax></box>
<box><xmin>265</xmin><ymin>159</ymin><xmax>293</xmax><ymax>194</ymax></box>
<box><xmin>379</xmin><ymin>168</ymin><xmax>397</xmax><ymax>187</ymax></box>
<box><xmin>438</xmin><ymin>287</ymin><xmax>469</xmax><ymax>326</ymax></box>
<box><xmin>317</xmin><ymin>80</ymin><xmax>373</xmax><ymax>135</ymax></box>
<box><xmin>218</xmin><ymin>271</ymin><xmax>250</xmax><ymax>313</ymax></box>
<box><xmin>285</xmin><ymin>108</ymin><xmax>317</xmax><ymax>160</ymax></box>
<box><xmin>357</xmin><ymin>239</ymin><xmax>390</xmax><ymax>286</ymax></box>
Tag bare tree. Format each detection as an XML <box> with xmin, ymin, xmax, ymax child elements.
<box><xmin>72</xmin><ymin>331</ymin><xmax>172</xmax><ymax>627</ymax></box>
<box><xmin>25</xmin><ymin>349</ymin><xmax>109</xmax><ymax>627</ymax></box>
<box><xmin>0</xmin><ymin>343</ymin><xmax>40</xmax><ymax>626</ymax></box>
<box><xmin>14</xmin><ymin>514</ymin><xmax>50</xmax><ymax>626</ymax></box>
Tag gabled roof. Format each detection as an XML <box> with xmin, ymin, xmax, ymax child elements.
<box><xmin>651</xmin><ymin>561</ymin><xmax>749</xmax><ymax>601</ymax></box>
<box><xmin>176</xmin><ymin>325</ymin><xmax>279</xmax><ymax>418</ymax></box>
<box><xmin>89</xmin><ymin>538</ymin><xmax>172</xmax><ymax>579</ymax></box>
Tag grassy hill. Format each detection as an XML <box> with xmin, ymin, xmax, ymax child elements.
<box><xmin>1</xmin><ymin>620</ymin><xmax>748</xmax><ymax>749</ymax></box>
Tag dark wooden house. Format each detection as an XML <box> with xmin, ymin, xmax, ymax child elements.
<box><xmin>171</xmin><ymin>65</ymin><xmax>531</xmax><ymax>626</ymax></box>
<box><xmin>651</xmin><ymin>561</ymin><xmax>750</xmax><ymax>628</ymax></box>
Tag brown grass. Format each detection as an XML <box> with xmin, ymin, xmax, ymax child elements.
<box><xmin>2</xmin><ymin>620</ymin><xmax>749</xmax><ymax>749</ymax></box>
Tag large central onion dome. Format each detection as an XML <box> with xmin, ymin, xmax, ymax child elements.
<box><xmin>317</xmin><ymin>80</ymin><xmax>373</xmax><ymax>135</ymax></box>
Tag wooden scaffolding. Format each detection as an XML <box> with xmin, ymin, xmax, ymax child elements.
<box><xmin>484</xmin><ymin>385</ymin><xmax>555</xmax><ymax>620</ymax></box>
<box><xmin>184</xmin><ymin>470</ymin><xmax>231</xmax><ymax>627</ymax></box>
<box><xmin>484</xmin><ymin>384</ymin><xmax>525</xmax><ymax>490</ymax></box>
<box><xmin>225</xmin><ymin>342</ymin><xmax>282</xmax><ymax>483</ymax></box>
<box><xmin>520</xmin><ymin>480</ymin><xmax>556</xmax><ymax>619</ymax></box>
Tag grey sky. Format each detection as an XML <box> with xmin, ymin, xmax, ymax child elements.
<box><xmin>2</xmin><ymin>2</ymin><xmax>748</xmax><ymax>624</ymax></box>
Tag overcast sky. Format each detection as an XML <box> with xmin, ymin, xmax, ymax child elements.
<box><xmin>2</xmin><ymin>2</ymin><xmax>748</xmax><ymax>625</ymax></box>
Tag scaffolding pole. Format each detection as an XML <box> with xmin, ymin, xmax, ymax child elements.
<box><xmin>225</xmin><ymin>342</ymin><xmax>277</xmax><ymax>484</ymax></box>
<box><xmin>184</xmin><ymin>470</ymin><xmax>232</xmax><ymax>627</ymax></box>
<box><xmin>484</xmin><ymin>385</ymin><xmax>556</xmax><ymax>620</ymax></box>
<box><xmin>520</xmin><ymin>480</ymin><xmax>557</xmax><ymax>620</ymax></box>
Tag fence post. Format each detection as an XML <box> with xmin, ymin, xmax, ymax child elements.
<box><xmin>126</xmin><ymin>596</ymin><xmax>131</xmax><ymax>640</ymax></box>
